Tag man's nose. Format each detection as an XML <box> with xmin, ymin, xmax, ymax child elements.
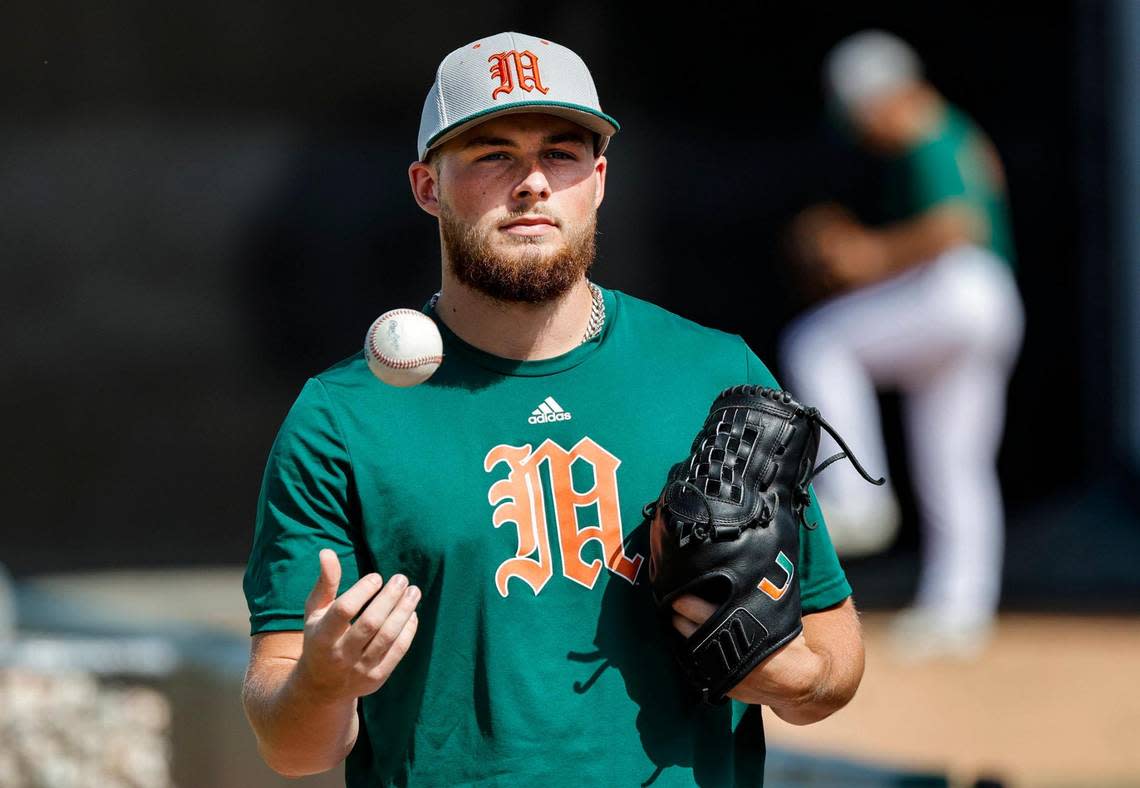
<box><xmin>512</xmin><ymin>162</ymin><xmax>552</xmax><ymax>201</ymax></box>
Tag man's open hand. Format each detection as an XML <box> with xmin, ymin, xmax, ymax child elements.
<box><xmin>789</xmin><ymin>203</ymin><xmax>890</xmax><ymax>295</ymax></box>
<box><xmin>295</xmin><ymin>549</ymin><xmax>421</xmax><ymax>704</ymax></box>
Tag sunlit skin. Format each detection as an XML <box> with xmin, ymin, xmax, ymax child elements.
<box><xmin>849</xmin><ymin>82</ymin><xmax>942</xmax><ymax>154</ymax></box>
<box><xmin>407</xmin><ymin>113</ymin><xmax>607</xmax><ymax>360</ymax></box>
<box><xmin>413</xmin><ymin>112</ymin><xmax>604</xmax><ymax>248</ymax></box>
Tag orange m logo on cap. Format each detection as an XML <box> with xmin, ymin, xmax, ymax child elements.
<box><xmin>488</xmin><ymin>50</ymin><xmax>550</xmax><ymax>100</ymax></box>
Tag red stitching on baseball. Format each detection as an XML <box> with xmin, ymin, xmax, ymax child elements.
<box><xmin>367</xmin><ymin>312</ymin><xmax>444</xmax><ymax>370</ymax></box>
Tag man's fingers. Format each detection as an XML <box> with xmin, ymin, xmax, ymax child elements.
<box><xmin>339</xmin><ymin>575</ymin><xmax>415</xmax><ymax>656</ymax></box>
<box><xmin>671</xmin><ymin>594</ymin><xmax>716</xmax><ymax>624</ymax></box>
<box><xmin>363</xmin><ymin>612</ymin><xmax>420</xmax><ymax>688</ymax></box>
<box><xmin>305</xmin><ymin>549</ymin><xmax>343</xmax><ymax>615</ymax></box>
<box><xmin>671</xmin><ymin>595</ymin><xmax>716</xmax><ymax>638</ymax></box>
<box><xmin>316</xmin><ymin>572</ymin><xmax>383</xmax><ymax>637</ymax></box>
<box><xmin>357</xmin><ymin>584</ymin><xmax>421</xmax><ymax>665</ymax></box>
<box><xmin>672</xmin><ymin>613</ymin><xmax>699</xmax><ymax>639</ymax></box>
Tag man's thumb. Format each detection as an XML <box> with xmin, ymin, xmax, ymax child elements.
<box><xmin>307</xmin><ymin>548</ymin><xmax>342</xmax><ymax>611</ymax></box>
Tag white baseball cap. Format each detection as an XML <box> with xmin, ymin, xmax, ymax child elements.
<box><xmin>417</xmin><ymin>31</ymin><xmax>620</xmax><ymax>162</ymax></box>
<box><xmin>824</xmin><ymin>30</ymin><xmax>923</xmax><ymax>113</ymax></box>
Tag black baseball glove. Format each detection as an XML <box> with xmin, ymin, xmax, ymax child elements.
<box><xmin>643</xmin><ymin>384</ymin><xmax>884</xmax><ymax>704</ymax></box>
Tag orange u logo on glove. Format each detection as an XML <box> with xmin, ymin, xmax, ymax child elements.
<box><xmin>758</xmin><ymin>551</ymin><xmax>795</xmax><ymax>600</ymax></box>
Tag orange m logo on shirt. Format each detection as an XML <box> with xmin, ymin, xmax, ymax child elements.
<box><xmin>487</xmin><ymin>50</ymin><xmax>550</xmax><ymax>100</ymax></box>
<box><xmin>484</xmin><ymin>437</ymin><xmax>644</xmax><ymax>597</ymax></box>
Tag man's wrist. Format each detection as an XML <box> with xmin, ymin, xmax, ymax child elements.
<box><xmin>289</xmin><ymin>655</ymin><xmax>354</xmax><ymax>710</ymax></box>
<box><xmin>728</xmin><ymin>633</ymin><xmax>826</xmax><ymax>708</ymax></box>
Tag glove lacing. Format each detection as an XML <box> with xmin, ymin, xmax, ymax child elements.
<box><xmin>792</xmin><ymin>404</ymin><xmax>886</xmax><ymax>529</ymax></box>
<box><xmin>801</xmin><ymin>405</ymin><xmax>885</xmax><ymax>487</ymax></box>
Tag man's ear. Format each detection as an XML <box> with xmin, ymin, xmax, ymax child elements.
<box><xmin>593</xmin><ymin>155</ymin><xmax>607</xmax><ymax>210</ymax></box>
<box><xmin>408</xmin><ymin>160</ymin><xmax>441</xmax><ymax>218</ymax></box>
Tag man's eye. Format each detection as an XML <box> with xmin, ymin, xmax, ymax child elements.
<box><xmin>477</xmin><ymin>150</ymin><xmax>576</xmax><ymax>162</ymax></box>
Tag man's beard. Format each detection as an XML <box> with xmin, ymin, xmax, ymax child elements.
<box><xmin>440</xmin><ymin>203</ymin><xmax>597</xmax><ymax>304</ymax></box>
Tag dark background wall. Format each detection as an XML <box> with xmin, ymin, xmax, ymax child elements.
<box><xmin>2</xmin><ymin>2</ymin><xmax>1133</xmax><ymax>606</ymax></box>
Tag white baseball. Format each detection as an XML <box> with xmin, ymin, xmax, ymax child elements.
<box><xmin>364</xmin><ymin>309</ymin><xmax>444</xmax><ymax>387</ymax></box>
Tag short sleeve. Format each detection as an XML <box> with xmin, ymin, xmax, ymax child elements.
<box><xmin>741</xmin><ymin>338</ymin><xmax>853</xmax><ymax>613</ymax></box>
<box><xmin>243</xmin><ymin>377</ymin><xmax>363</xmax><ymax>634</ymax></box>
<box><xmin>907</xmin><ymin>134</ymin><xmax>970</xmax><ymax>213</ymax></box>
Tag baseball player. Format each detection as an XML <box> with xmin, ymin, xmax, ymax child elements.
<box><xmin>241</xmin><ymin>32</ymin><xmax>864</xmax><ymax>786</ymax></box>
<box><xmin>778</xmin><ymin>30</ymin><xmax>1025</xmax><ymax>658</ymax></box>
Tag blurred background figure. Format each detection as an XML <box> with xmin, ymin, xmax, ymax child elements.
<box><xmin>778</xmin><ymin>30</ymin><xmax>1025</xmax><ymax>659</ymax></box>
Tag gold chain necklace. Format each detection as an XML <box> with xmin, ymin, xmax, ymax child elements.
<box><xmin>429</xmin><ymin>281</ymin><xmax>606</xmax><ymax>346</ymax></box>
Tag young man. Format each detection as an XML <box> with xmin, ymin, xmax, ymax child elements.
<box><xmin>242</xmin><ymin>32</ymin><xmax>864</xmax><ymax>786</ymax></box>
<box><xmin>779</xmin><ymin>30</ymin><xmax>1025</xmax><ymax>658</ymax></box>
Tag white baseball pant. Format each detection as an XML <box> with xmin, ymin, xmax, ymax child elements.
<box><xmin>779</xmin><ymin>243</ymin><xmax>1025</xmax><ymax>626</ymax></box>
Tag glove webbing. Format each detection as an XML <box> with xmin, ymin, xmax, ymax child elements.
<box><xmin>643</xmin><ymin>405</ymin><xmax>885</xmax><ymax>539</ymax></box>
<box><xmin>642</xmin><ymin>479</ymin><xmax>775</xmax><ymax>543</ymax></box>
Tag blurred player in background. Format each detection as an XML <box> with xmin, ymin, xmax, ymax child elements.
<box><xmin>778</xmin><ymin>30</ymin><xmax>1025</xmax><ymax>658</ymax></box>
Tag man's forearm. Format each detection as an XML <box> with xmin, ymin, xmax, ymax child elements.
<box><xmin>875</xmin><ymin>201</ymin><xmax>988</xmax><ymax>276</ymax></box>
<box><xmin>242</xmin><ymin>657</ymin><xmax>359</xmax><ymax>777</ymax></box>
<box><xmin>766</xmin><ymin>647</ymin><xmax>849</xmax><ymax>725</ymax></box>
<box><xmin>728</xmin><ymin>599</ymin><xmax>864</xmax><ymax>724</ymax></box>
<box><xmin>767</xmin><ymin>601</ymin><xmax>865</xmax><ymax>725</ymax></box>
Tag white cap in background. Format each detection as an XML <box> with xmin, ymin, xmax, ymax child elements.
<box><xmin>824</xmin><ymin>30</ymin><xmax>923</xmax><ymax>113</ymax></box>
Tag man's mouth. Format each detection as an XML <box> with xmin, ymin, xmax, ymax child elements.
<box><xmin>501</xmin><ymin>216</ymin><xmax>558</xmax><ymax>236</ymax></box>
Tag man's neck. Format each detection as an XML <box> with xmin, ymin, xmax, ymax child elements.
<box><xmin>903</xmin><ymin>90</ymin><xmax>946</xmax><ymax>147</ymax></box>
<box><xmin>432</xmin><ymin>275</ymin><xmax>595</xmax><ymax>361</ymax></box>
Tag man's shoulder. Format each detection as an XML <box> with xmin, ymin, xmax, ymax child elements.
<box><xmin>312</xmin><ymin>351</ymin><xmax>370</xmax><ymax>388</ymax></box>
<box><xmin>928</xmin><ymin>103</ymin><xmax>985</xmax><ymax>153</ymax></box>
<box><xmin>285</xmin><ymin>351</ymin><xmax>376</xmax><ymax>415</ymax></box>
<box><xmin>610</xmin><ymin>287</ymin><xmax>745</xmax><ymax>353</ymax></box>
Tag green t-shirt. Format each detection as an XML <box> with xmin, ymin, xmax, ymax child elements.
<box><xmin>882</xmin><ymin>103</ymin><xmax>1017</xmax><ymax>270</ymax></box>
<box><xmin>244</xmin><ymin>285</ymin><xmax>851</xmax><ymax>787</ymax></box>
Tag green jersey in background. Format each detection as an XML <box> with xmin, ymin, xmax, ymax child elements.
<box><xmin>882</xmin><ymin>103</ymin><xmax>1017</xmax><ymax>270</ymax></box>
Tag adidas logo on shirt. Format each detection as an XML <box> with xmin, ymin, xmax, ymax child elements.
<box><xmin>529</xmin><ymin>396</ymin><xmax>572</xmax><ymax>424</ymax></box>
